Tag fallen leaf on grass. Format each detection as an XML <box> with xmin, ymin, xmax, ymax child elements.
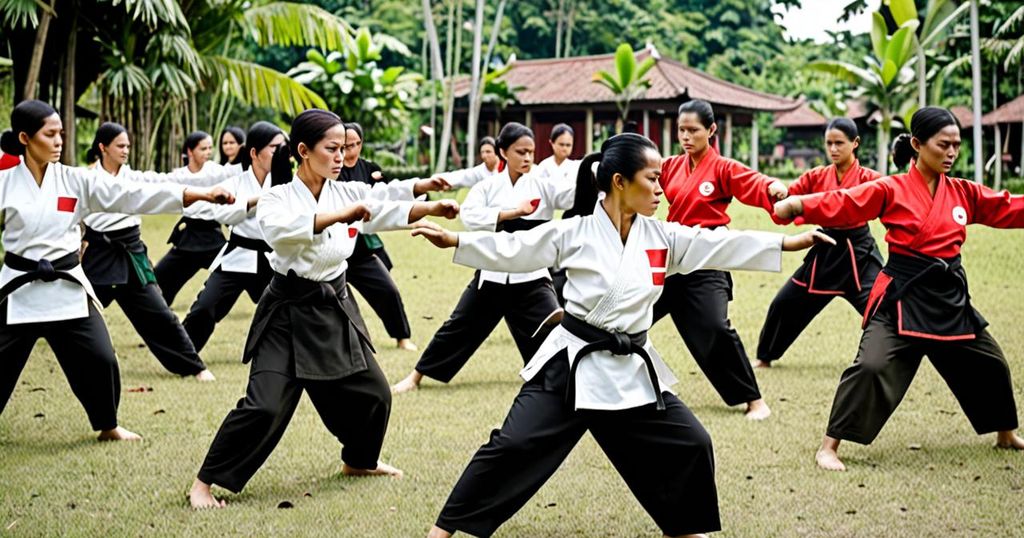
<box><xmin>33</xmin><ymin>413</ymin><xmax>44</xmax><ymax>419</ymax></box>
<box><xmin>29</xmin><ymin>387</ymin><xmax>45</xmax><ymax>392</ymax></box>
<box><xmin>907</xmin><ymin>444</ymin><xmax>922</xmax><ymax>450</ymax></box>
<box><xmin>127</xmin><ymin>386</ymin><xmax>153</xmax><ymax>393</ymax></box>
<box><xmin>153</xmin><ymin>409</ymin><xmax>165</xmax><ymax>415</ymax></box>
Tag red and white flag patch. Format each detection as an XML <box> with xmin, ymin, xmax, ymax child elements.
<box><xmin>646</xmin><ymin>248</ymin><xmax>668</xmax><ymax>285</ymax></box>
<box><xmin>57</xmin><ymin>197</ymin><xmax>77</xmax><ymax>212</ymax></box>
<box><xmin>348</xmin><ymin>227</ymin><xmax>359</xmax><ymax>238</ymax></box>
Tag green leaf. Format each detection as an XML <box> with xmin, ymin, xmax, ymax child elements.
<box><xmin>0</xmin><ymin>0</ymin><xmax>38</xmax><ymax>28</ymax></box>
<box><xmin>593</xmin><ymin>70</ymin><xmax>623</xmax><ymax>94</ymax></box>
<box><xmin>205</xmin><ymin>55</ymin><xmax>327</xmax><ymax>116</ymax></box>
<box><xmin>886</xmin><ymin>0</ymin><xmax>917</xmax><ymax>27</ymax></box>
<box><xmin>243</xmin><ymin>2</ymin><xmax>353</xmax><ymax>51</ymax></box>
<box><xmin>871</xmin><ymin>12</ymin><xmax>889</xmax><ymax>61</ymax></box>
<box><xmin>380</xmin><ymin>66</ymin><xmax>404</xmax><ymax>85</ymax></box>
<box><xmin>356</xmin><ymin>27</ymin><xmax>372</xmax><ymax>62</ymax></box>
<box><xmin>111</xmin><ymin>0</ymin><xmax>188</xmax><ymax>29</ymax></box>
<box><xmin>635</xmin><ymin>57</ymin><xmax>656</xmax><ymax>80</ymax></box>
<box><xmin>614</xmin><ymin>43</ymin><xmax>635</xmax><ymax>86</ymax></box>
<box><xmin>887</xmin><ymin>23</ymin><xmax>918</xmax><ymax>68</ymax></box>
<box><xmin>881</xmin><ymin>58</ymin><xmax>898</xmax><ymax>86</ymax></box>
<box><xmin>921</xmin><ymin>1</ymin><xmax>970</xmax><ymax>48</ymax></box>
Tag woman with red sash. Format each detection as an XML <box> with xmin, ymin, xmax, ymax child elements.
<box><xmin>775</xmin><ymin>106</ymin><xmax>1024</xmax><ymax>471</ymax></box>
<box><xmin>755</xmin><ymin>118</ymin><xmax>883</xmax><ymax>367</ymax></box>
<box><xmin>654</xmin><ymin>99</ymin><xmax>788</xmax><ymax>420</ymax></box>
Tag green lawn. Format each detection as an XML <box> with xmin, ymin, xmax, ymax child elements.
<box><xmin>1</xmin><ymin>204</ymin><xmax>1022</xmax><ymax>537</ymax></box>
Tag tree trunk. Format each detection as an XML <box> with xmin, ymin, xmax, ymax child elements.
<box><xmin>969</xmin><ymin>0</ymin><xmax>983</xmax><ymax>182</ymax></box>
<box><xmin>465</xmin><ymin>0</ymin><xmax>485</xmax><ymax>168</ymax></box>
<box><xmin>435</xmin><ymin>0</ymin><xmax>458</xmax><ymax>174</ymax></box>
<box><xmin>992</xmin><ymin>63</ymin><xmax>1001</xmax><ymax>190</ymax></box>
<box><xmin>555</xmin><ymin>0</ymin><xmax>565</xmax><ymax>58</ymax></box>
<box><xmin>22</xmin><ymin>2</ymin><xmax>56</xmax><ymax>101</ymax></box>
<box><xmin>60</xmin><ymin>10</ymin><xmax>77</xmax><ymax>166</ymax></box>
<box><xmin>916</xmin><ymin>44</ymin><xmax>926</xmax><ymax>109</ymax></box>
<box><xmin>877</xmin><ymin>110</ymin><xmax>890</xmax><ymax>176</ymax></box>
<box><xmin>565</xmin><ymin>1</ymin><xmax>576</xmax><ymax>58</ymax></box>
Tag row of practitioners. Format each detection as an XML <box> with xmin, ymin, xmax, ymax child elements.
<box><xmin>1</xmin><ymin>99</ymin><xmax>1022</xmax><ymax>537</ymax></box>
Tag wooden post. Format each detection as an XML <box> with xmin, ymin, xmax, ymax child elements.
<box><xmin>642</xmin><ymin>109</ymin><xmax>650</xmax><ymax>136</ymax></box>
<box><xmin>585</xmin><ymin>108</ymin><xmax>594</xmax><ymax>153</ymax></box>
<box><xmin>525</xmin><ymin>109</ymin><xmax>533</xmax><ymax>129</ymax></box>
<box><xmin>749</xmin><ymin>113</ymin><xmax>759</xmax><ymax>171</ymax></box>
<box><xmin>662</xmin><ymin>117</ymin><xmax>671</xmax><ymax>156</ymax></box>
<box><xmin>970</xmin><ymin>0</ymin><xmax>983</xmax><ymax>182</ymax></box>
<box><xmin>724</xmin><ymin>112</ymin><xmax>733</xmax><ymax>159</ymax></box>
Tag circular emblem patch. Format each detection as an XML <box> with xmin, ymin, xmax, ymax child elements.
<box><xmin>951</xmin><ymin>206</ymin><xmax>967</xmax><ymax>225</ymax></box>
<box><xmin>698</xmin><ymin>181</ymin><xmax>715</xmax><ymax>196</ymax></box>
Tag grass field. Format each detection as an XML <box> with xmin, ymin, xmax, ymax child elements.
<box><xmin>1</xmin><ymin>202</ymin><xmax>1023</xmax><ymax>537</ymax></box>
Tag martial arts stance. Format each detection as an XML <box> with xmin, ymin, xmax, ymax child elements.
<box><xmin>83</xmin><ymin>122</ymin><xmax>221</xmax><ymax>380</ymax></box>
<box><xmin>653</xmin><ymin>99</ymin><xmax>787</xmax><ymax>420</ymax></box>
<box><xmin>180</xmin><ymin>121</ymin><xmax>285</xmax><ymax>352</ymax></box>
<box><xmin>188</xmin><ymin>109</ymin><xmax>460</xmax><ymax>509</ymax></box>
<box><xmin>154</xmin><ymin>131</ymin><xmax>229</xmax><ymax>306</ymax></box>
<box><xmin>774</xmin><ymin>107</ymin><xmax>1024</xmax><ymax>471</ymax></box>
<box><xmin>413</xmin><ymin>133</ymin><xmax>828</xmax><ymax>538</ymax></box>
<box><xmin>437</xmin><ymin>137</ymin><xmax>502</xmax><ymax>190</ymax></box>
<box><xmin>755</xmin><ymin>118</ymin><xmax>883</xmax><ymax>367</ymax></box>
<box><xmin>391</xmin><ymin>122</ymin><xmax>572</xmax><ymax>394</ymax></box>
<box><xmin>0</xmin><ymin>100</ymin><xmax>232</xmax><ymax>441</ymax></box>
<box><xmin>337</xmin><ymin>122</ymin><xmax>450</xmax><ymax>351</ymax></box>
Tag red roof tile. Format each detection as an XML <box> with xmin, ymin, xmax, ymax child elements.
<box><xmin>981</xmin><ymin>94</ymin><xmax>1024</xmax><ymax>125</ymax></box>
<box><xmin>455</xmin><ymin>48</ymin><xmax>801</xmax><ymax>112</ymax></box>
<box><xmin>773</xmin><ymin>103</ymin><xmax>827</xmax><ymax>127</ymax></box>
<box><xmin>950</xmin><ymin>105</ymin><xmax>974</xmax><ymax>128</ymax></box>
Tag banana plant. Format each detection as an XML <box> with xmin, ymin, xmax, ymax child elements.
<box><xmin>592</xmin><ymin>42</ymin><xmax>656</xmax><ymax>127</ymax></box>
<box><xmin>807</xmin><ymin>9</ymin><xmax>918</xmax><ymax>174</ymax></box>
<box><xmin>887</xmin><ymin>0</ymin><xmax>971</xmax><ymax>108</ymax></box>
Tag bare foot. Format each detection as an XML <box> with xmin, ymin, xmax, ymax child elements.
<box><xmin>816</xmin><ymin>436</ymin><xmax>846</xmax><ymax>471</ymax></box>
<box><xmin>397</xmin><ymin>338</ymin><xmax>418</xmax><ymax>351</ymax></box>
<box><xmin>97</xmin><ymin>426</ymin><xmax>142</xmax><ymax>442</ymax></box>
<box><xmin>744</xmin><ymin>399</ymin><xmax>772</xmax><ymax>421</ymax></box>
<box><xmin>752</xmin><ymin>359</ymin><xmax>772</xmax><ymax>369</ymax></box>
<box><xmin>189</xmin><ymin>479</ymin><xmax>226</xmax><ymax>509</ymax></box>
<box><xmin>995</xmin><ymin>430</ymin><xmax>1024</xmax><ymax>450</ymax></box>
<box><xmin>195</xmin><ymin>369</ymin><xmax>216</xmax><ymax>382</ymax></box>
<box><xmin>391</xmin><ymin>371</ymin><xmax>423</xmax><ymax>394</ymax></box>
<box><xmin>342</xmin><ymin>460</ymin><xmax>404</xmax><ymax>478</ymax></box>
<box><xmin>427</xmin><ymin>526</ymin><xmax>452</xmax><ymax>538</ymax></box>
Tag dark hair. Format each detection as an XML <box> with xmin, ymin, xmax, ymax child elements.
<box><xmin>550</xmin><ymin>123</ymin><xmax>574</xmax><ymax>142</ymax></box>
<box><xmin>238</xmin><ymin>121</ymin><xmax>285</xmax><ymax>173</ymax></box>
<box><xmin>1</xmin><ymin>100</ymin><xmax>58</xmax><ymax>156</ymax></box>
<box><xmin>479</xmin><ymin>136</ymin><xmax>497</xmax><ymax>152</ymax></box>
<box><xmin>677</xmin><ymin>99</ymin><xmax>715</xmax><ymax>129</ymax></box>
<box><xmin>181</xmin><ymin>130</ymin><xmax>211</xmax><ymax>167</ymax></box>
<box><xmin>565</xmin><ymin>133</ymin><xmax>660</xmax><ymax>218</ymax></box>
<box><xmin>86</xmin><ymin>122</ymin><xmax>128</xmax><ymax>164</ymax></box>
<box><xmin>495</xmin><ymin>122</ymin><xmax>534</xmax><ymax>161</ymax></box>
<box><xmin>825</xmin><ymin>117</ymin><xmax>858</xmax><ymax>141</ymax></box>
<box><xmin>219</xmin><ymin>126</ymin><xmax>246</xmax><ymax>165</ymax></box>
<box><xmin>343</xmin><ymin>122</ymin><xmax>364</xmax><ymax>142</ymax></box>
<box><xmin>270</xmin><ymin>109</ymin><xmax>343</xmax><ymax>185</ymax></box>
<box><xmin>891</xmin><ymin>106</ymin><xmax>960</xmax><ymax>169</ymax></box>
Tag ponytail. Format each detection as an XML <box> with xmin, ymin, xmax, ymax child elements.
<box><xmin>564</xmin><ymin>151</ymin><xmax>603</xmax><ymax>218</ymax></box>
<box><xmin>270</xmin><ymin>144</ymin><xmax>293</xmax><ymax>187</ymax></box>
<box><xmin>86</xmin><ymin>122</ymin><xmax>127</xmax><ymax>165</ymax></box>
<box><xmin>892</xmin><ymin>106</ymin><xmax>961</xmax><ymax>170</ymax></box>
<box><xmin>891</xmin><ymin>133</ymin><xmax>915</xmax><ymax>169</ymax></box>
<box><xmin>564</xmin><ymin>133</ymin><xmax>659</xmax><ymax>218</ymax></box>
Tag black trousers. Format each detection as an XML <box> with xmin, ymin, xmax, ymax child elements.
<box><xmin>826</xmin><ymin>312</ymin><xmax>1019</xmax><ymax>445</ymax></box>
<box><xmin>416</xmin><ymin>274</ymin><xmax>560</xmax><ymax>383</ymax></box>
<box><xmin>756</xmin><ymin>264</ymin><xmax>878</xmax><ymax>363</ymax></box>
<box><xmin>435</xmin><ymin>357</ymin><xmax>721</xmax><ymax>538</ymax></box>
<box><xmin>551</xmin><ymin>268</ymin><xmax>568</xmax><ymax>307</ymax></box>
<box><xmin>182</xmin><ymin>262</ymin><xmax>273</xmax><ymax>353</ymax></box>
<box><xmin>93</xmin><ymin>271</ymin><xmax>207</xmax><ymax>376</ymax></box>
<box><xmin>153</xmin><ymin>247</ymin><xmax>220</xmax><ymax>307</ymax></box>
<box><xmin>652</xmin><ymin>270</ymin><xmax>761</xmax><ymax>406</ymax></box>
<box><xmin>0</xmin><ymin>303</ymin><xmax>120</xmax><ymax>431</ymax></box>
<box><xmin>197</xmin><ymin>309</ymin><xmax>392</xmax><ymax>493</ymax></box>
<box><xmin>346</xmin><ymin>253</ymin><xmax>412</xmax><ymax>340</ymax></box>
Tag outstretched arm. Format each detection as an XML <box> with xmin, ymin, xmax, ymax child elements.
<box><xmin>412</xmin><ymin>219</ymin><xmax>564</xmax><ymax>273</ymax></box>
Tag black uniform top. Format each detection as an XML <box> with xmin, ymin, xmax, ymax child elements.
<box><xmin>337</xmin><ymin>159</ymin><xmax>386</xmax><ymax>256</ymax></box>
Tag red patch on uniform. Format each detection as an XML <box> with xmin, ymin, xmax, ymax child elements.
<box><xmin>498</xmin><ymin>161</ymin><xmax>505</xmax><ymax>172</ymax></box>
<box><xmin>57</xmin><ymin>197</ymin><xmax>77</xmax><ymax>212</ymax></box>
<box><xmin>530</xmin><ymin>198</ymin><xmax>541</xmax><ymax>209</ymax></box>
<box><xmin>348</xmin><ymin>227</ymin><xmax>358</xmax><ymax>238</ymax></box>
<box><xmin>651</xmin><ymin>272</ymin><xmax>665</xmax><ymax>286</ymax></box>
<box><xmin>645</xmin><ymin>248</ymin><xmax>668</xmax><ymax>269</ymax></box>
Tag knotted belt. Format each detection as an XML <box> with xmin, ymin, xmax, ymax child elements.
<box><xmin>560</xmin><ymin>313</ymin><xmax>664</xmax><ymax>410</ymax></box>
<box><xmin>225</xmin><ymin>232</ymin><xmax>271</xmax><ymax>254</ymax></box>
<box><xmin>0</xmin><ymin>251</ymin><xmax>81</xmax><ymax>305</ymax></box>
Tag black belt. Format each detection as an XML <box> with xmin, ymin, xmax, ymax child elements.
<box><xmin>560</xmin><ymin>313</ymin><xmax>663</xmax><ymax>410</ymax></box>
<box><xmin>226</xmin><ymin>232</ymin><xmax>271</xmax><ymax>253</ymax></box>
<box><xmin>0</xmin><ymin>251</ymin><xmax>81</xmax><ymax>305</ymax></box>
<box><xmin>498</xmin><ymin>217</ymin><xmax>548</xmax><ymax>233</ymax></box>
<box><xmin>883</xmin><ymin>252</ymin><xmax>964</xmax><ymax>304</ymax></box>
<box><xmin>83</xmin><ymin>225</ymin><xmax>144</xmax><ymax>250</ymax></box>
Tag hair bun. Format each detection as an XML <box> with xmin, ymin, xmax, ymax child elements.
<box><xmin>0</xmin><ymin>129</ymin><xmax>25</xmax><ymax>156</ymax></box>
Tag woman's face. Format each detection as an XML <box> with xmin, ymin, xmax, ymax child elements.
<box><xmin>189</xmin><ymin>136</ymin><xmax>214</xmax><ymax>167</ymax></box>
<box><xmin>221</xmin><ymin>132</ymin><xmax>241</xmax><ymax>162</ymax></box>
<box><xmin>825</xmin><ymin>129</ymin><xmax>858</xmax><ymax>166</ymax></box>
<box><xmin>252</xmin><ymin>133</ymin><xmax>286</xmax><ymax>175</ymax></box>
<box><xmin>102</xmin><ymin>131</ymin><xmax>131</xmax><ymax>168</ymax></box>
<box><xmin>913</xmin><ymin>124</ymin><xmax>961</xmax><ymax>175</ymax></box>
<box><xmin>480</xmin><ymin>144</ymin><xmax>499</xmax><ymax>169</ymax></box>
<box><xmin>299</xmin><ymin>124</ymin><xmax>345</xmax><ymax>179</ymax></box>
<box><xmin>677</xmin><ymin>112</ymin><xmax>713</xmax><ymax>156</ymax></box>
<box><xmin>343</xmin><ymin>129</ymin><xmax>363</xmax><ymax>164</ymax></box>
<box><xmin>617</xmin><ymin>148</ymin><xmax>664</xmax><ymax>217</ymax></box>
<box><xmin>20</xmin><ymin>113</ymin><xmax>63</xmax><ymax>164</ymax></box>
<box><xmin>551</xmin><ymin>132</ymin><xmax>573</xmax><ymax>161</ymax></box>
<box><xmin>500</xmin><ymin>136</ymin><xmax>535</xmax><ymax>176</ymax></box>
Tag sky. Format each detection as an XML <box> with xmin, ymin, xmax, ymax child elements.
<box><xmin>771</xmin><ymin>0</ymin><xmax>878</xmax><ymax>42</ymax></box>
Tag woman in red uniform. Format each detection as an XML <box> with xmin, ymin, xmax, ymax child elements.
<box><xmin>755</xmin><ymin>118</ymin><xmax>883</xmax><ymax>367</ymax></box>
<box><xmin>775</xmin><ymin>106</ymin><xmax>1024</xmax><ymax>471</ymax></box>
<box><xmin>654</xmin><ymin>99</ymin><xmax>787</xmax><ymax>420</ymax></box>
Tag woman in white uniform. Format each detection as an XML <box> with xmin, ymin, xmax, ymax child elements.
<box><xmin>412</xmin><ymin>133</ymin><xmax>830</xmax><ymax>538</ymax></box>
<box><xmin>0</xmin><ymin>100</ymin><xmax>233</xmax><ymax>441</ymax></box>
<box><xmin>188</xmin><ymin>109</ymin><xmax>460</xmax><ymax>509</ymax></box>
<box><xmin>391</xmin><ymin>122</ymin><xmax>573</xmax><ymax>394</ymax></box>
<box><xmin>82</xmin><ymin>122</ymin><xmax>224</xmax><ymax>381</ymax></box>
<box><xmin>436</xmin><ymin>137</ymin><xmax>502</xmax><ymax>190</ymax></box>
<box><xmin>535</xmin><ymin>122</ymin><xmax>580</xmax><ymax>184</ymax></box>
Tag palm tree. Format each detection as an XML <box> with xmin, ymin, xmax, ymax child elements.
<box><xmin>807</xmin><ymin>10</ymin><xmax>918</xmax><ymax>174</ymax></box>
<box><xmin>887</xmin><ymin>0</ymin><xmax>971</xmax><ymax>109</ymax></box>
<box><xmin>592</xmin><ymin>43</ymin><xmax>656</xmax><ymax>131</ymax></box>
